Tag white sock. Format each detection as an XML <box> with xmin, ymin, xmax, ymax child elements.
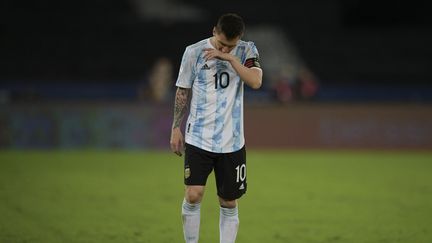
<box><xmin>219</xmin><ymin>206</ymin><xmax>239</xmax><ymax>243</ymax></box>
<box><xmin>182</xmin><ymin>198</ymin><xmax>201</xmax><ymax>243</ymax></box>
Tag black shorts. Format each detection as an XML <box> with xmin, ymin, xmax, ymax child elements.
<box><xmin>184</xmin><ymin>143</ymin><xmax>247</xmax><ymax>200</ymax></box>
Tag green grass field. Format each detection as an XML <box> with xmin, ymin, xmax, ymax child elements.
<box><xmin>1</xmin><ymin>149</ymin><xmax>431</xmax><ymax>243</ymax></box>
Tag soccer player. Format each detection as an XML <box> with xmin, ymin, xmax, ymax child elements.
<box><xmin>170</xmin><ymin>13</ymin><xmax>262</xmax><ymax>243</ymax></box>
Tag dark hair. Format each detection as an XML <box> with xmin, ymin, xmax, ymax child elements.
<box><xmin>215</xmin><ymin>13</ymin><xmax>245</xmax><ymax>40</ymax></box>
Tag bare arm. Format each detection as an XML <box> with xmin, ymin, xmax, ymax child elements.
<box><xmin>170</xmin><ymin>87</ymin><xmax>190</xmax><ymax>156</ymax></box>
<box><xmin>228</xmin><ymin>58</ymin><xmax>262</xmax><ymax>89</ymax></box>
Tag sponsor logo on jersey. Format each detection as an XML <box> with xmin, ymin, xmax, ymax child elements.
<box><xmin>201</xmin><ymin>63</ymin><xmax>210</xmax><ymax>70</ymax></box>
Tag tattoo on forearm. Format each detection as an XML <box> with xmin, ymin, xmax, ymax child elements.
<box><xmin>172</xmin><ymin>87</ymin><xmax>190</xmax><ymax>129</ymax></box>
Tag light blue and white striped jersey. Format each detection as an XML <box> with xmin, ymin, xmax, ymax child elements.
<box><xmin>176</xmin><ymin>38</ymin><xmax>260</xmax><ymax>153</ymax></box>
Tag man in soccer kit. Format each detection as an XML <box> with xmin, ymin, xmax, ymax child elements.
<box><xmin>170</xmin><ymin>13</ymin><xmax>262</xmax><ymax>243</ymax></box>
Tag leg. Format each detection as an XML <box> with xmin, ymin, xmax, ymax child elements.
<box><xmin>181</xmin><ymin>144</ymin><xmax>215</xmax><ymax>243</ymax></box>
<box><xmin>218</xmin><ymin>197</ymin><xmax>237</xmax><ymax>208</ymax></box>
<box><xmin>182</xmin><ymin>186</ymin><xmax>205</xmax><ymax>243</ymax></box>
<box><xmin>218</xmin><ymin>197</ymin><xmax>239</xmax><ymax>243</ymax></box>
<box><xmin>185</xmin><ymin>185</ymin><xmax>205</xmax><ymax>204</ymax></box>
<box><xmin>214</xmin><ymin>146</ymin><xmax>247</xmax><ymax>243</ymax></box>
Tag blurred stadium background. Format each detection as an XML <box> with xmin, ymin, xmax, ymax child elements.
<box><xmin>1</xmin><ymin>0</ymin><xmax>432</xmax><ymax>149</ymax></box>
<box><xmin>1</xmin><ymin>0</ymin><xmax>432</xmax><ymax>242</ymax></box>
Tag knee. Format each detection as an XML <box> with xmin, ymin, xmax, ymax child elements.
<box><xmin>219</xmin><ymin>197</ymin><xmax>237</xmax><ymax>208</ymax></box>
<box><xmin>185</xmin><ymin>187</ymin><xmax>204</xmax><ymax>204</ymax></box>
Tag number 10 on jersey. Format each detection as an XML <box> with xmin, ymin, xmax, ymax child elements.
<box><xmin>214</xmin><ymin>72</ymin><xmax>230</xmax><ymax>89</ymax></box>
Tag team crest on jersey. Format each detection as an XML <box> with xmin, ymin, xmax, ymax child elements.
<box><xmin>184</xmin><ymin>167</ymin><xmax>191</xmax><ymax>179</ymax></box>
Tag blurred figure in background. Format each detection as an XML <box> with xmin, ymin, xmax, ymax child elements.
<box><xmin>245</xmin><ymin>26</ymin><xmax>319</xmax><ymax>103</ymax></box>
<box><xmin>137</xmin><ymin>57</ymin><xmax>174</xmax><ymax>104</ymax></box>
<box><xmin>274</xmin><ymin>64</ymin><xmax>319</xmax><ymax>103</ymax></box>
<box><xmin>137</xmin><ymin>57</ymin><xmax>174</xmax><ymax>150</ymax></box>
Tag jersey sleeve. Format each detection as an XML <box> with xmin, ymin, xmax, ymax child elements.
<box><xmin>176</xmin><ymin>47</ymin><xmax>196</xmax><ymax>88</ymax></box>
<box><xmin>244</xmin><ymin>41</ymin><xmax>261</xmax><ymax>69</ymax></box>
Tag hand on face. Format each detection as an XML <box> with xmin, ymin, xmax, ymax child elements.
<box><xmin>203</xmin><ymin>48</ymin><xmax>233</xmax><ymax>62</ymax></box>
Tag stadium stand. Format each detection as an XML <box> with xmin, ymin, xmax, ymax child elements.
<box><xmin>0</xmin><ymin>0</ymin><xmax>431</xmax><ymax>102</ymax></box>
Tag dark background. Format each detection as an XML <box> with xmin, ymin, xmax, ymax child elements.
<box><xmin>1</xmin><ymin>0</ymin><xmax>431</xmax><ymax>102</ymax></box>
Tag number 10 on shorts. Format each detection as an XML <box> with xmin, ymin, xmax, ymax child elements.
<box><xmin>235</xmin><ymin>164</ymin><xmax>246</xmax><ymax>183</ymax></box>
